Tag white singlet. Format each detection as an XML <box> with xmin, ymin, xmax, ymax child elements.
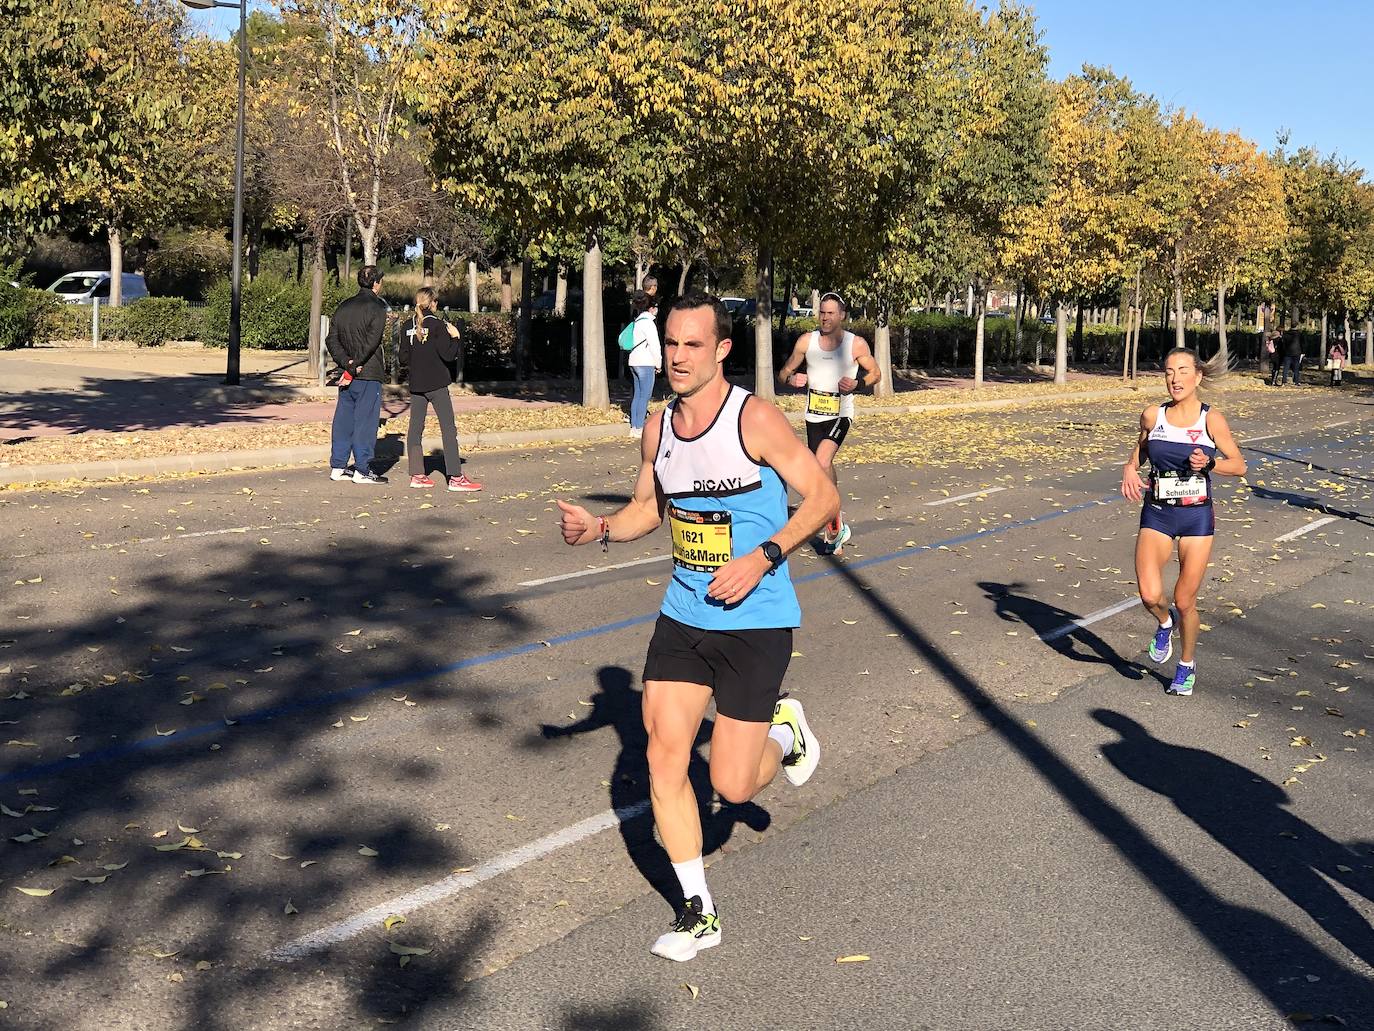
<box><xmin>803</xmin><ymin>331</ymin><xmax>858</xmax><ymax>423</ymax></box>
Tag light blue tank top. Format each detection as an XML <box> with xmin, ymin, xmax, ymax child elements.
<box><xmin>654</xmin><ymin>385</ymin><xmax>801</xmax><ymax>630</ymax></box>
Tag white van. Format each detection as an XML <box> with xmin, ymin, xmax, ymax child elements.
<box><xmin>47</xmin><ymin>271</ymin><xmax>149</xmax><ymax>304</ymax></box>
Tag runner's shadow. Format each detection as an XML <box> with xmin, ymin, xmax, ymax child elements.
<box><xmin>1248</xmin><ymin>485</ymin><xmax>1373</xmax><ymax>528</ymax></box>
<box><xmin>977</xmin><ymin>581</ymin><xmax>1149</xmax><ymax>683</ymax></box>
<box><xmin>532</xmin><ymin>666</ymin><xmax>770</xmax><ymax>906</ymax></box>
<box><xmin>1094</xmin><ymin>709</ymin><xmax>1374</xmax><ymax>969</ymax></box>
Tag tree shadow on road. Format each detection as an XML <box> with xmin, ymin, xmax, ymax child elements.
<box><xmin>1094</xmin><ymin>709</ymin><xmax>1374</xmax><ymax>970</ymax></box>
<box><xmin>529</xmin><ymin>665</ymin><xmax>770</xmax><ymax>909</ymax></box>
<box><xmin>0</xmin><ymin>524</ymin><xmax>546</xmax><ymax>1029</ymax></box>
<box><xmin>823</xmin><ymin>557</ymin><xmax>1374</xmax><ymax>1025</ymax></box>
<box><xmin>977</xmin><ymin>580</ymin><xmax>1150</xmax><ymax>683</ymax></box>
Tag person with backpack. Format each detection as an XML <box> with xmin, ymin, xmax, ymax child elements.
<box><xmin>624</xmin><ymin>290</ymin><xmax>661</xmax><ymax>439</ymax></box>
<box><xmin>399</xmin><ymin>287</ymin><xmax>481</xmax><ymax>492</ymax></box>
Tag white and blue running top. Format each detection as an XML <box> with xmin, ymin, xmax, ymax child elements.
<box><xmin>654</xmin><ymin>385</ymin><xmax>801</xmax><ymax>630</ymax></box>
<box><xmin>1145</xmin><ymin>402</ymin><xmax>1217</xmax><ymax>506</ymax></box>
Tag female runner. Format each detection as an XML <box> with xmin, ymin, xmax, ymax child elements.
<box><xmin>1120</xmin><ymin>348</ymin><xmax>1246</xmax><ymax>695</ymax></box>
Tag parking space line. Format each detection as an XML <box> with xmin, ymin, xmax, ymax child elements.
<box><xmin>1040</xmin><ymin>597</ymin><xmax>1140</xmax><ymax>642</ymax></box>
<box><xmin>1275</xmin><ymin>516</ymin><xmax>1337</xmax><ymax>543</ymax></box>
<box><xmin>269</xmin><ymin>800</ymin><xmax>652</xmax><ymax>961</ymax></box>
<box><xmin>925</xmin><ymin>487</ymin><xmax>1006</xmax><ymax>506</ymax></box>
<box><xmin>518</xmin><ymin>554</ymin><xmax>668</xmax><ymax>587</ymax></box>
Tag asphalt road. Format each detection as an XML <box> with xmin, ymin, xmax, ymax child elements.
<box><xmin>1</xmin><ymin>385</ymin><xmax>1372</xmax><ymax>1030</ymax></box>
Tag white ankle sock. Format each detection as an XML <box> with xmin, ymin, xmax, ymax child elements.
<box><xmin>671</xmin><ymin>856</ymin><xmax>713</xmax><ymax>915</ymax></box>
<box><xmin>1158</xmin><ymin>615</ymin><xmax>1173</xmax><ymax>629</ymax></box>
<box><xmin>768</xmin><ymin>723</ymin><xmax>795</xmax><ymax>758</ymax></box>
<box><xmin>1178</xmin><ymin>659</ymin><xmax>1194</xmax><ymax>670</ymax></box>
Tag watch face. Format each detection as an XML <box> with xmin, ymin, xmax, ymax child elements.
<box><xmin>763</xmin><ymin>542</ymin><xmax>782</xmax><ymax>564</ymax></box>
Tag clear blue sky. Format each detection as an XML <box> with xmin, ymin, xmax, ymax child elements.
<box><xmin>1031</xmin><ymin>0</ymin><xmax>1373</xmax><ymax>176</ymax></box>
<box><xmin>189</xmin><ymin>2</ymin><xmax>1372</xmax><ymax>177</ymax></box>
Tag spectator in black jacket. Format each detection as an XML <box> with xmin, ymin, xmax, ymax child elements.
<box><xmin>399</xmin><ymin>287</ymin><xmax>481</xmax><ymax>491</ymax></box>
<box><xmin>326</xmin><ymin>265</ymin><xmax>389</xmax><ymax>484</ymax></box>
<box><xmin>1279</xmin><ymin>329</ymin><xmax>1303</xmax><ymax>386</ymax></box>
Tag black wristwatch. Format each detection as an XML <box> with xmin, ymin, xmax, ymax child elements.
<box><xmin>761</xmin><ymin>540</ymin><xmax>784</xmax><ymax>573</ymax></box>
<box><xmin>1202</xmin><ymin>457</ymin><xmax>1216</xmax><ymax>474</ymax></box>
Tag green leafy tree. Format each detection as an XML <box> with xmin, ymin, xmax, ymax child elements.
<box><xmin>425</xmin><ymin>0</ymin><xmax>711</xmax><ymax>407</ymax></box>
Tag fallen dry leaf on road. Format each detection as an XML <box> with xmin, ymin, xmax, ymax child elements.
<box><xmin>836</xmin><ymin>955</ymin><xmax>870</xmax><ymax>964</ymax></box>
<box><xmin>15</xmin><ymin>887</ymin><xmax>54</xmax><ymax>897</ymax></box>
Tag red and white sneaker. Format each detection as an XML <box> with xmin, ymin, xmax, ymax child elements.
<box><xmin>448</xmin><ymin>474</ymin><xmax>483</xmax><ymax>492</ymax></box>
<box><xmin>410</xmin><ymin>474</ymin><xmax>435</xmax><ymax>488</ymax></box>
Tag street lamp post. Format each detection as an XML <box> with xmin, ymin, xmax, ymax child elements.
<box><xmin>182</xmin><ymin>0</ymin><xmax>246</xmax><ymax>386</ymax></box>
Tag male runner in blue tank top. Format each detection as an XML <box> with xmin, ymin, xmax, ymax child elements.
<box><xmin>557</xmin><ymin>292</ymin><xmax>840</xmax><ymax>961</ymax></box>
<box><xmin>1121</xmin><ymin>347</ymin><xmax>1245</xmax><ymax>696</ymax></box>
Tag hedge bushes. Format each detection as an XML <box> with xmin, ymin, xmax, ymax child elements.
<box><xmin>121</xmin><ymin>297</ymin><xmax>191</xmax><ymax>347</ymax></box>
<box><xmin>202</xmin><ymin>274</ymin><xmax>352</xmax><ymax>350</ymax></box>
<box><xmin>0</xmin><ymin>280</ymin><xmax>59</xmax><ymax>349</ymax></box>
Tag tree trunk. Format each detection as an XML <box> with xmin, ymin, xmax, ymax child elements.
<box><xmin>516</xmin><ymin>256</ymin><xmax>532</xmax><ymax>381</ymax></box>
<box><xmin>973</xmin><ymin>285</ymin><xmax>986</xmax><ymax>388</ymax></box>
<box><xmin>359</xmin><ymin>223</ymin><xmax>377</xmax><ymax>266</ymax></box>
<box><xmin>107</xmin><ymin>226</ymin><xmax>123</xmax><ymax>307</ymax></box>
<box><xmin>296</xmin><ymin>238</ymin><xmax>305</xmax><ymax>282</ymax></box>
<box><xmin>677</xmin><ymin>259</ymin><xmax>691</xmax><ymax>295</ymax></box>
<box><xmin>900</xmin><ymin>322</ymin><xmax>910</xmax><ymax>371</ymax></box>
<box><xmin>1131</xmin><ymin>306</ymin><xmax>1141</xmax><ymax>381</ymax></box>
<box><xmin>247</xmin><ymin>220</ymin><xmax>261</xmax><ymax>282</ymax></box>
<box><xmin>634</xmin><ymin>256</ymin><xmax>646</xmax><ymax>291</ymax></box>
<box><xmin>308</xmin><ymin>237</ymin><xmax>326</xmax><ymax>381</ymax></box>
<box><xmin>965</xmin><ymin>282</ymin><xmax>974</xmax><ymax>316</ymax></box>
<box><xmin>342</xmin><ymin>217</ymin><xmax>353</xmax><ymax>284</ymax></box>
<box><xmin>873</xmin><ymin>302</ymin><xmax>894</xmax><ymax>399</ymax></box>
<box><xmin>1320</xmin><ymin>311</ymin><xmax>1328</xmax><ymax>357</ymax></box>
<box><xmin>1365</xmin><ymin>316</ymin><xmax>1373</xmax><ymax>367</ymax></box>
<box><xmin>581</xmin><ymin>235</ymin><xmax>609</xmax><ymax>408</ymax></box>
<box><xmin>1013</xmin><ymin>282</ymin><xmax>1024</xmax><ymax>363</ymax></box>
<box><xmin>810</xmin><ymin>288</ymin><xmax>821</xmax><ymax>315</ymax></box>
<box><xmin>1073</xmin><ymin>300</ymin><xmax>1084</xmax><ymax>362</ymax></box>
<box><xmin>1172</xmin><ymin>246</ymin><xmax>1186</xmax><ymax>349</ymax></box>
<box><xmin>1054</xmin><ymin>302</ymin><xmax>1068</xmax><ymax>385</ymax></box>
<box><xmin>467</xmin><ymin>260</ymin><xmax>479</xmax><ymax>313</ymax></box>
<box><xmin>943</xmin><ymin>292</ymin><xmax>953</xmax><ymax>317</ymax></box>
<box><xmin>500</xmin><ymin>264</ymin><xmax>513</xmax><ymax>313</ymax></box>
<box><xmin>1216</xmin><ymin>280</ymin><xmax>1229</xmax><ymax>368</ymax></box>
<box><xmin>422</xmin><ymin>249</ymin><xmax>435</xmax><ymax>286</ymax></box>
<box><xmin>554</xmin><ymin>261</ymin><xmax>568</xmax><ymax>317</ymax></box>
<box><xmin>753</xmin><ymin>249</ymin><xmax>776</xmax><ymax>400</ymax></box>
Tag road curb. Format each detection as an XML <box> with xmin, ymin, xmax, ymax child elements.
<box><xmin>0</xmin><ymin>386</ymin><xmax>1140</xmax><ymax>486</ymax></box>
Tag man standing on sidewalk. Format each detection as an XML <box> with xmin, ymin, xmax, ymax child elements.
<box><xmin>326</xmin><ymin>265</ymin><xmax>390</xmax><ymax>484</ymax></box>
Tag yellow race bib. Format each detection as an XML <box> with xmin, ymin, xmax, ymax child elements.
<box><xmin>807</xmin><ymin>389</ymin><xmax>841</xmax><ymax>417</ymax></box>
<box><xmin>669</xmin><ymin>504</ymin><xmax>733</xmax><ymax>571</ymax></box>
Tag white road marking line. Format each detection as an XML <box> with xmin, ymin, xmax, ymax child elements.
<box><xmin>96</xmin><ymin>521</ymin><xmax>312</xmax><ymax>550</ymax></box>
<box><xmin>1040</xmin><ymin>597</ymin><xmax>1140</xmax><ymax>642</ymax></box>
<box><xmin>1275</xmin><ymin>516</ymin><xmax>1337</xmax><ymax>543</ymax></box>
<box><xmin>924</xmin><ymin>486</ymin><xmax>1007</xmax><ymax>507</ymax></box>
<box><xmin>518</xmin><ymin>554</ymin><xmax>668</xmax><ymax>587</ymax></box>
<box><xmin>270</xmin><ymin>800</ymin><xmax>651</xmax><ymax>961</ymax></box>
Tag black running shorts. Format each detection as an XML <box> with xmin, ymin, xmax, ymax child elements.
<box><xmin>806</xmin><ymin>417</ymin><xmax>851</xmax><ymax>453</ymax></box>
<box><xmin>642</xmin><ymin>614</ymin><xmax>793</xmax><ymax>723</ymax></box>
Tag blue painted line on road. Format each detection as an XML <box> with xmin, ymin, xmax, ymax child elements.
<box><xmin>2</xmin><ymin>496</ymin><xmax>1119</xmax><ymax>785</ymax></box>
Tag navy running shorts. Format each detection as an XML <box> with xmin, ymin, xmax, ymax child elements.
<box><xmin>1140</xmin><ymin>501</ymin><xmax>1214</xmax><ymax>539</ymax></box>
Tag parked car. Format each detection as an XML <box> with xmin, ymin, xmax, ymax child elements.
<box><xmin>720</xmin><ymin>296</ymin><xmax>750</xmax><ymax>315</ymax></box>
<box><xmin>985</xmin><ymin>310</ymin><xmax>1010</xmax><ymax>319</ymax></box>
<box><xmin>1038</xmin><ymin>313</ymin><xmax>1056</xmax><ymax>325</ymax></box>
<box><xmin>47</xmin><ymin>271</ymin><xmax>149</xmax><ymax>304</ymax></box>
<box><xmin>530</xmin><ymin>287</ymin><xmax>584</xmax><ymax>313</ymax></box>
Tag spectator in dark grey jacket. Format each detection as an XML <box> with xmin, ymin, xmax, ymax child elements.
<box><xmin>326</xmin><ymin>266</ymin><xmax>389</xmax><ymax>484</ymax></box>
<box><xmin>1279</xmin><ymin>329</ymin><xmax>1303</xmax><ymax>386</ymax></box>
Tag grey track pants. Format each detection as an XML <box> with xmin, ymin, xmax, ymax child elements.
<box><xmin>406</xmin><ymin>387</ymin><xmax>461</xmax><ymax>477</ymax></box>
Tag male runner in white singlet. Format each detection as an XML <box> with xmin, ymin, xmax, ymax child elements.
<box><xmin>777</xmin><ymin>291</ymin><xmax>881</xmax><ymax>553</ymax></box>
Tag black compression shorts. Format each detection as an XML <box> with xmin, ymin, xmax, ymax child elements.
<box><xmin>642</xmin><ymin>614</ymin><xmax>793</xmax><ymax>722</ymax></box>
<box><xmin>806</xmin><ymin>417</ymin><xmax>851</xmax><ymax>453</ymax></box>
